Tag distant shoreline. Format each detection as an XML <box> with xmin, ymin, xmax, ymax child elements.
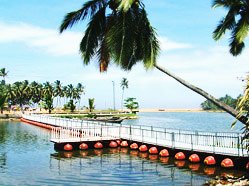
<box><xmin>138</xmin><ymin>108</ymin><xmax>224</xmax><ymax>113</ymax></box>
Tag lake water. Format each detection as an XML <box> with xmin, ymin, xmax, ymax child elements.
<box><xmin>0</xmin><ymin>112</ymin><xmax>247</xmax><ymax>185</ymax></box>
<box><xmin>124</xmin><ymin>112</ymin><xmax>243</xmax><ymax>133</ymax></box>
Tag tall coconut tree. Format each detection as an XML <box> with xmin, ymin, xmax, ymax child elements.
<box><xmin>11</xmin><ymin>80</ymin><xmax>31</xmax><ymax>113</ymax></box>
<box><xmin>54</xmin><ymin>80</ymin><xmax>63</xmax><ymax>108</ymax></box>
<box><xmin>30</xmin><ymin>81</ymin><xmax>43</xmax><ymax>108</ymax></box>
<box><xmin>42</xmin><ymin>82</ymin><xmax>55</xmax><ymax>114</ymax></box>
<box><xmin>212</xmin><ymin>0</ymin><xmax>249</xmax><ymax>56</ymax></box>
<box><xmin>60</xmin><ymin>0</ymin><xmax>248</xmax><ymax>124</ymax></box>
<box><xmin>65</xmin><ymin>84</ymin><xmax>78</xmax><ymax>111</ymax></box>
<box><xmin>61</xmin><ymin>85</ymin><xmax>69</xmax><ymax>106</ymax></box>
<box><xmin>0</xmin><ymin>68</ymin><xmax>8</xmax><ymax>83</ymax></box>
<box><xmin>120</xmin><ymin>78</ymin><xmax>128</xmax><ymax>110</ymax></box>
<box><xmin>76</xmin><ymin>83</ymin><xmax>85</xmax><ymax>110</ymax></box>
<box><xmin>0</xmin><ymin>83</ymin><xmax>7</xmax><ymax>114</ymax></box>
<box><xmin>88</xmin><ymin>98</ymin><xmax>95</xmax><ymax>112</ymax></box>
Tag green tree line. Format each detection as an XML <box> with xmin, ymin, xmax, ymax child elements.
<box><xmin>201</xmin><ymin>94</ymin><xmax>241</xmax><ymax>111</ymax></box>
<box><xmin>0</xmin><ymin>77</ymin><xmax>84</xmax><ymax>113</ymax></box>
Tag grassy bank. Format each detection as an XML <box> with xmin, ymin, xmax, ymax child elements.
<box><xmin>52</xmin><ymin>113</ymin><xmax>138</xmax><ymax>119</ymax></box>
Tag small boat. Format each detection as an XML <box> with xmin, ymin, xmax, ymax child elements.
<box><xmin>84</xmin><ymin>117</ymin><xmax>124</xmax><ymax>123</ymax></box>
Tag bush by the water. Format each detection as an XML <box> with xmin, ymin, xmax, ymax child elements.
<box><xmin>201</xmin><ymin>94</ymin><xmax>240</xmax><ymax>110</ymax></box>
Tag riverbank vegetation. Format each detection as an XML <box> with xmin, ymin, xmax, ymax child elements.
<box><xmin>201</xmin><ymin>95</ymin><xmax>240</xmax><ymax>111</ymax></box>
<box><xmin>0</xmin><ymin>77</ymin><xmax>84</xmax><ymax>114</ymax></box>
<box><xmin>54</xmin><ymin>112</ymin><xmax>137</xmax><ymax>120</ymax></box>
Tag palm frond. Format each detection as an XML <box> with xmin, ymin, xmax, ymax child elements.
<box><xmin>118</xmin><ymin>0</ymin><xmax>136</xmax><ymax>12</ymax></box>
<box><xmin>138</xmin><ymin>8</ymin><xmax>160</xmax><ymax>69</ymax></box>
<box><xmin>229</xmin><ymin>17</ymin><xmax>247</xmax><ymax>56</ymax></box>
<box><xmin>234</xmin><ymin>13</ymin><xmax>249</xmax><ymax>43</ymax></box>
<box><xmin>107</xmin><ymin>9</ymin><xmax>136</xmax><ymax>70</ymax></box>
<box><xmin>213</xmin><ymin>15</ymin><xmax>236</xmax><ymax>40</ymax></box>
<box><xmin>212</xmin><ymin>0</ymin><xmax>241</xmax><ymax>9</ymax></box>
<box><xmin>107</xmin><ymin>7</ymin><xmax>159</xmax><ymax>71</ymax></box>
<box><xmin>80</xmin><ymin>7</ymin><xmax>107</xmax><ymax>65</ymax></box>
<box><xmin>60</xmin><ymin>0</ymin><xmax>107</xmax><ymax>33</ymax></box>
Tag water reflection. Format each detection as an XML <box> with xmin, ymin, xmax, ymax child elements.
<box><xmin>50</xmin><ymin>148</ymin><xmax>248</xmax><ymax>186</ymax></box>
<box><xmin>204</xmin><ymin>167</ymin><xmax>216</xmax><ymax>175</ymax></box>
<box><xmin>189</xmin><ymin>163</ymin><xmax>201</xmax><ymax>171</ymax></box>
<box><xmin>0</xmin><ymin>153</ymin><xmax>7</xmax><ymax>172</ymax></box>
<box><xmin>49</xmin><ymin>150</ymin><xmax>212</xmax><ymax>185</ymax></box>
<box><xmin>174</xmin><ymin>160</ymin><xmax>186</xmax><ymax>168</ymax></box>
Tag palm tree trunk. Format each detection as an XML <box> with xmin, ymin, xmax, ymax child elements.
<box><xmin>154</xmin><ymin>63</ymin><xmax>248</xmax><ymax>124</ymax></box>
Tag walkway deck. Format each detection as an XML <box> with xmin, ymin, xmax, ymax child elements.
<box><xmin>22</xmin><ymin>114</ymin><xmax>248</xmax><ymax>157</ymax></box>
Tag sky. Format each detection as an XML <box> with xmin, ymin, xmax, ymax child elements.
<box><xmin>0</xmin><ymin>0</ymin><xmax>248</xmax><ymax>110</ymax></box>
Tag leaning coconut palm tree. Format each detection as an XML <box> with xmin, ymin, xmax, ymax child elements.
<box><xmin>120</xmin><ymin>78</ymin><xmax>128</xmax><ymax>110</ymax></box>
<box><xmin>212</xmin><ymin>0</ymin><xmax>249</xmax><ymax>56</ymax></box>
<box><xmin>60</xmin><ymin>0</ymin><xmax>248</xmax><ymax>124</ymax></box>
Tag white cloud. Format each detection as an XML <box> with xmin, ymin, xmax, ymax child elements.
<box><xmin>0</xmin><ymin>21</ymin><xmax>82</xmax><ymax>56</ymax></box>
<box><xmin>159</xmin><ymin>36</ymin><xmax>192</xmax><ymax>51</ymax></box>
<box><xmin>0</xmin><ymin>22</ymin><xmax>192</xmax><ymax>56</ymax></box>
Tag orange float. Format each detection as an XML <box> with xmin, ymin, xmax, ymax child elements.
<box><xmin>189</xmin><ymin>154</ymin><xmax>200</xmax><ymax>163</ymax></box>
<box><xmin>109</xmin><ymin>141</ymin><xmax>118</xmax><ymax>148</ymax></box>
<box><xmin>159</xmin><ymin>149</ymin><xmax>169</xmax><ymax>157</ymax></box>
<box><xmin>139</xmin><ymin>145</ymin><xmax>148</xmax><ymax>152</ymax></box>
<box><xmin>79</xmin><ymin>143</ymin><xmax>88</xmax><ymax>150</ymax></box>
<box><xmin>175</xmin><ymin>152</ymin><xmax>185</xmax><ymax>160</ymax></box>
<box><xmin>94</xmin><ymin>142</ymin><xmax>103</xmax><ymax>149</ymax></box>
<box><xmin>221</xmin><ymin>158</ymin><xmax>234</xmax><ymax>168</ymax></box>
<box><xmin>116</xmin><ymin>139</ymin><xmax>121</xmax><ymax>146</ymax></box>
<box><xmin>64</xmin><ymin>143</ymin><xmax>73</xmax><ymax>151</ymax></box>
<box><xmin>204</xmin><ymin>156</ymin><xmax>216</xmax><ymax>165</ymax></box>
<box><xmin>130</xmin><ymin>143</ymin><xmax>138</xmax><ymax>150</ymax></box>
<box><xmin>246</xmin><ymin>162</ymin><xmax>249</xmax><ymax>170</ymax></box>
<box><xmin>149</xmin><ymin>147</ymin><xmax>158</xmax><ymax>154</ymax></box>
<box><xmin>120</xmin><ymin>141</ymin><xmax>129</xmax><ymax>147</ymax></box>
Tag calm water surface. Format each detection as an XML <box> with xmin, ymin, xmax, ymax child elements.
<box><xmin>0</xmin><ymin>113</ymin><xmax>247</xmax><ymax>185</ymax></box>
<box><xmin>123</xmin><ymin>112</ymin><xmax>244</xmax><ymax>132</ymax></box>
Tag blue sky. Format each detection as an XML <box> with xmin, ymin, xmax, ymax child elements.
<box><xmin>0</xmin><ymin>0</ymin><xmax>248</xmax><ymax>109</ymax></box>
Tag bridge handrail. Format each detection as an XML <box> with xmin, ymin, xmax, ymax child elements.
<box><xmin>22</xmin><ymin>114</ymin><xmax>248</xmax><ymax>157</ymax></box>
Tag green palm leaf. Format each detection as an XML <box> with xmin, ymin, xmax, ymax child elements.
<box><xmin>213</xmin><ymin>0</ymin><xmax>249</xmax><ymax>55</ymax></box>
<box><xmin>60</xmin><ymin>0</ymin><xmax>107</xmax><ymax>33</ymax></box>
<box><xmin>80</xmin><ymin>7</ymin><xmax>107</xmax><ymax>65</ymax></box>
